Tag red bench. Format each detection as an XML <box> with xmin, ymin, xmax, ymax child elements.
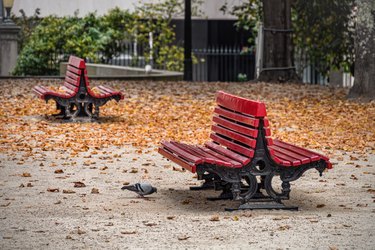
<box><xmin>33</xmin><ymin>56</ymin><xmax>124</xmax><ymax>120</ymax></box>
<box><xmin>159</xmin><ymin>91</ymin><xmax>332</xmax><ymax>210</ymax></box>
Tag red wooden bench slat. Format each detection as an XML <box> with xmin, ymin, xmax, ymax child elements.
<box><xmin>209</xmin><ymin>134</ymin><xmax>255</xmax><ymax>158</ymax></box>
<box><xmin>204</xmin><ymin>142</ymin><xmax>252</xmax><ymax>165</ymax></box>
<box><xmin>65</xmin><ymin>70</ymin><xmax>79</xmax><ymax>81</ymax></box>
<box><xmin>272</xmin><ymin>140</ymin><xmax>321</xmax><ymax>162</ymax></box>
<box><xmin>212</xmin><ymin>125</ymin><xmax>257</xmax><ymax>148</ymax></box>
<box><xmin>33</xmin><ymin>86</ymin><xmax>48</xmax><ymax>98</ymax></box>
<box><xmin>98</xmin><ymin>85</ymin><xmax>116</xmax><ymax>94</ymax></box>
<box><xmin>199</xmin><ymin>146</ymin><xmax>243</xmax><ymax>168</ymax></box>
<box><xmin>161</xmin><ymin>141</ymin><xmax>203</xmax><ymax>164</ymax></box>
<box><xmin>270</xmin><ymin>145</ymin><xmax>311</xmax><ymax>164</ymax></box>
<box><xmin>33</xmin><ymin>85</ymin><xmax>47</xmax><ymax>95</ymax></box>
<box><xmin>169</xmin><ymin>142</ymin><xmax>216</xmax><ymax>165</ymax></box>
<box><xmin>60</xmin><ymin>86</ymin><xmax>76</xmax><ymax>95</ymax></box>
<box><xmin>216</xmin><ymin>91</ymin><xmax>267</xmax><ymax>117</ymax></box>
<box><xmin>97</xmin><ymin>86</ymin><xmax>115</xmax><ymax>98</ymax></box>
<box><xmin>158</xmin><ymin>147</ymin><xmax>196</xmax><ymax>173</ymax></box>
<box><xmin>264</xmin><ymin>128</ymin><xmax>271</xmax><ymax>136</ymax></box>
<box><xmin>269</xmin><ymin>146</ymin><xmax>302</xmax><ymax>166</ymax></box>
<box><xmin>263</xmin><ymin>118</ymin><xmax>269</xmax><ymax>127</ymax></box>
<box><xmin>212</xmin><ymin>116</ymin><xmax>258</xmax><ymax>139</ymax></box>
<box><xmin>98</xmin><ymin>85</ymin><xmax>124</xmax><ymax>99</ymax></box>
<box><xmin>214</xmin><ymin>107</ymin><xmax>260</xmax><ymax>127</ymax></box>
<box><xmin>33</xmin><ymin>86</ymin><xmax>70</xmax><ymax>99</ymax></box>
<box><xmin>272</xmin><ymin>155</ymin><xmax>292</xmax><ymax>167</ymax></box>
<box><xmin>276</xmin><ymin>140</ymin><xmax>330</xmax><ymax>161</ymax></box>
<box><xmin>171</xmin><ymin>142</ymin><xmax>234</xmax><ymax>167</ymax></box>
<box><xmin>65</xmin><ymin>75</ymin><xmax>80</xmax><ymax>87</ymax></box>
<box><xmin>63</xmin><ymin>81</ymin><xmax>79</xmax><ymax>92</ymax></box>
<box><xmin>266</xmin><ymin>137</ymin><xmax>274</xmax><ymax>146</ymax></box>
<box><xmin>67</xmin><ymin>65</ymin><xmax>81</xmax><ymax>75</ymax></box>
<box><xmin>68</xmin><ymin>56</ymin><xmax>86</xmax><ymax>69</ymax></box>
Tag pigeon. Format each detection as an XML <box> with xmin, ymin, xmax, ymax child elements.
<box><xmin>121</xmin><ymin>182</ymin><xmax>157</xmax><ymax>197</ymax></box>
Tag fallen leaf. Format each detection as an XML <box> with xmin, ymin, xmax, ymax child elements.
<box><xmin>121</xmin><ymin>231</ymin><xmax>137</xmax><ymax>235</ymax></box>
<box><xmin>63</xmin><ymin>189</ymin><xmax>76</xmax><ymax>194</ymax></box>
<box><xmin>21</xmin><ymin>172</ymin><xmax>31</xmax><ymax>177</ymax></box>
<box><xmin>181</xmin><ymin>199</ymin><xmax>191</xmax><ymax>205</ymax></box>
<box><xmin>130</xmin><ymin>168</ymin><xmax>138</xmax><ymax>173</ymax></box>
<box><xmin>47</xmin><ymin>188</ymin><xmax>59</xmax><ymax>193</ymax></box>
<box><xmin>54</xmin><ymin>169</ymin><xmax>64</xmax><ymax>174</ymax></box>
<box><xmin>178</xmin><ymin>235</ymin><xmax>190</xmax><ymax>240</ymax></box>
<box><xmin>144</xmin><ymin>222</ymin><xmax>157</xmax><ymax>227</ymax></box>
<box><xmin>278</xmin><ymin>225</ymin><xmax>291</xmax><ymax>231</ymax></box>
<box><xmin>74</xmin><ymin>182</ymin><xmax>86</xmax><ymax>188</ymax></box>
<box><xmin>209</xmin><ymin>215</ymin><xmax>220</xmax><ymax>222</ymax></box>
<box><xmin>91</xmin><ymin>188</ymin><xmax>99</xmax><ymax>194</ymax></box>
<box><xmin>0</xmin><ymin>202</ymin><xmax>11</xmax><ymax>207</ymax></box>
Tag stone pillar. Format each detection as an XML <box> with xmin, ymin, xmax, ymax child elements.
<box><xmin>0</xmin><ymin>24</ymin><xmax>20</xmax><ymax>76</ymax></box>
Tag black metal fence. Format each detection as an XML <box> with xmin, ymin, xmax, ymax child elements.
<box><xmin>55</xmin><ymin>42</ymin><xmax>256</xmax><ymax>82</ymax></box>
<box><xmin>193</xmin><ymin>46</ymin><xmax>256</xmax><ymax>82</ymax></box>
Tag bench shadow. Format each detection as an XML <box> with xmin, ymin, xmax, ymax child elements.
<box><xmin>24</xmin><ymin>115</ymin><xmax>126</xmax><ymax>124</ymax></box>
<box><xmin>158</xmin><ymin>187</ymin><xmax>338</xmax><ymax>213</ymax></box>
<box><xmin>159</xmin><ymin>188</ymin><xmax>235</xmax><ymax>212</ymax></box>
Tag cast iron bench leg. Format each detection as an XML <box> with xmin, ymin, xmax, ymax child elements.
<box><xmin>52</xmin><ymin>102</ymin><xmax>66</xmax><ymax>117</ymax></box>
<box><xmin>190</xmin><ymin>173</ymin><xmax>216</xmax><ymax>190</ymax></box>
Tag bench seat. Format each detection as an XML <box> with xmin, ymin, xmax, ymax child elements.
<box><xmin>269</xmin><ymin>139</ymin><xmax>332</xmax><ymax>168</ymax></box>
<box><xmin>158</xmin><ymin>141</ymin><xmax>248</xmax><ymax>173</ymax></box>
<box><xmin>33</xmin><ymin>85</ymin><xmax>75</xmax><ymax>99</ymax></box>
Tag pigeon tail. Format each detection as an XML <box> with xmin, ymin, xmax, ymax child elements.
<box><xmin>121</xmin><ymin>185</ymin><xmax>138</xmax><ymax>192</ymax></box>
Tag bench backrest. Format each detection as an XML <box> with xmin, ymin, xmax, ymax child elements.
<box><xmin>63</xmin><ymin>56</ymin><xmax>88</xmax><ymax>92</ymax></box>
<box><xmin>211</xmin><ymin>91</ymin><xmax>271</xmax><ymax>158</ymax></box>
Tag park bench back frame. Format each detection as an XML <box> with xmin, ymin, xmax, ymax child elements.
<box><xmin>159</xmin><ymin>91</ymin><xmax>332</xmax><ymax>210</ymax></box>
<box><xmin>33</xmin><ymin>55</ymin><xmax>124</xmax><ymax>121</ymax></box>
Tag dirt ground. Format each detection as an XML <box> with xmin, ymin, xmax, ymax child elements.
<box><xmin>0</xmin><ymin>147</ymin><xmax>374</xmax><ymax>249</ymax></box>
<box><xmin>0</xmin><ymin>79</ymin><xmax>374</xmax><ymax>249</ymax></box>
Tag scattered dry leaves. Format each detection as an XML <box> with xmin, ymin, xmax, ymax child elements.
<box><xmin>1</xmin><ymin>80</ymin><xmax>373</xmax><ymax>157</ymax></box>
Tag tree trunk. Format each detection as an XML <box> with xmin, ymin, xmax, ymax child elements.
<box><xmin>348</xmin><ymin>0</ymin><xmax>375</xmax><ymax>100</ymax></box>
<box><xmin>258</xmin><ymin>0</ymin><xmax>299</xmax><ymax>82</ymax></box>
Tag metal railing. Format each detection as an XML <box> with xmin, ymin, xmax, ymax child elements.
<box><xmin>193</xmin><ymin>46</ymin><xmax>256</xmax><ymax>82</ymax></box>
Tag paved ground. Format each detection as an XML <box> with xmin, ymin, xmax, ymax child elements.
<box><xmin>0</xmin><ymin>146</ymin><xmax>374</xmax><ymax>249</ymax></box>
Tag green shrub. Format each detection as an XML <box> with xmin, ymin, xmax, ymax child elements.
<box><xmin>13</xmin><ymin>0</ymin><xmax>200</xmax><ymax>76</ymax></box>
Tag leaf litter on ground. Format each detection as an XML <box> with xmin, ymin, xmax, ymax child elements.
<box><xmin>0</xmin><ymin>79</ymin><xmax>374</xmax><ymax>159</ymax></box>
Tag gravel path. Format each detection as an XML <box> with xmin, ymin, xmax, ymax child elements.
<box><xmin>1</xmin><ymin>147</ymin><xmax>374</xmax><ymax>249</ymax></box>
